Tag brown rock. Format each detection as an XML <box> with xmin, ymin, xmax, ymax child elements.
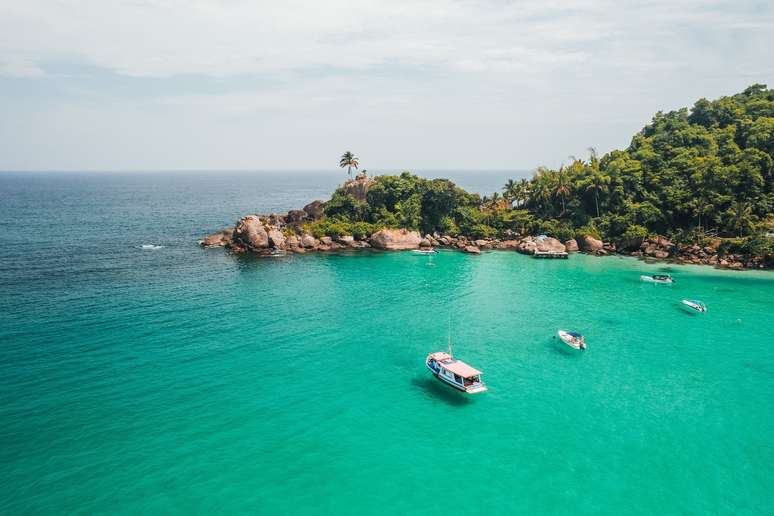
<box><xmin>564</xmin><ymin>239</ymin><xmax>579</xmax><ymax>252</ymax></box>
<box><xmin>340</xmin><ymin>175</ymin><xmax>375</xmax><ymax>201</ymax></box>
<box><xmin>201</xmin><ymin>228</ymin><xmax>233</xmax><ymax>247</ymax></box>
<box><xmin>286</xmin><ymin>210</ymin><xmax>307</xmax><ymax>223</ymax></box>
<box><xmin>301</xmin><ymin>234</ymin><xmax>318</xmax><ymax>249</ymax></box>
<box><xmin>497</xmin><ymin>239</ymin><xmax>521</xmax><ymax>250</ymax></box>
<box><xmin>319</xmin><ymin>236</ymin><xmax>333</xmax><ymax>246</ymax></box>
<box><xmin>268</xmin><ymin>229</ymin><xmax>286</xmax><ymax>249</ymax></box>
<box><xmin>233</xmin><ymin>215</ymin><xmax>270</xmax><ymax>250</ymax></box>
<box><xmin>302</xmin><ymin>200</ymin><xmax>326</xmax><ymax>221</ymax></box>
<box><xmin>370</xmin><ymin>229</ymin><xmax>422</xmax><ymax>250</ymax></box>
<box><xmin>581</xmin><ymin>235</ymin><xmax>603</xmax><ymax>252</ymax></box>
<box><xmin>536</xmin><ymin>237</ymin><xmax>566</xmax><ymax>254</ymax></box>
<box><xmin>463</xmin><ymin>245</ymin><xmax>481</xmax><ymax>254</ymax></box>
<box><xmin>419</xmin><ymin>238</ymin><xmax>432</xmax><ymax>248</ymax></box>
<box><xmin>336</xmin><ymin>235</ymin><xmax>355</xmax><ymax>246</ymax></box>
<box><xmin>654</xmin><ymin>250</ymin><xmax>670</xmax><ymax>259</ymax></box>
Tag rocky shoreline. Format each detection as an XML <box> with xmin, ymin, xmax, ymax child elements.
<box><xmin>200</xmin><ymin>202</ymin><xmax>767</xmax><ymax>270</ymax></box>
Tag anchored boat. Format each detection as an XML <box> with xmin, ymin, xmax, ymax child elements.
<box><xmin>425</xmin><ymin>352</ymin><xmax>487</xmax><ymax>394</ymax></box>
<box><xmin>557</xmin><ymin>330</ymin><xmax>586</xmax><ymax>350</ymax></box>
<box><xmin>412</xmin><ymin>248</ymin><xmax>437</xmax><ymax>255</ymax></box>
<box><xmin>681</xmin><ymin>299</ymin><xmax>707</xmax><ymax>313</ymax></box>
<box><xmin>640</xmin><ymin>274</ymin><xmax>674</xmax><ymax>285</ymax></box>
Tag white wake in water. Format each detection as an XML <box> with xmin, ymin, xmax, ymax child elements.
<box><xmin>139</xmin><ymin>244</ymin><xmax>165</xmax><ymax>250</ymax></box>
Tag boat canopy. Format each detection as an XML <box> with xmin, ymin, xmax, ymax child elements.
<box><xmin>440</xmin><ymin>360</ymin><xmax>482</xmax><ymax>378</ymax></box>
<box><xmin>428</xmin><ymin>351</ymin><xmax>452</xmax><ymax>361</ymax></box>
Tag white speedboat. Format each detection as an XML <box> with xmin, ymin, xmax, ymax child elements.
<box><xmin>681</xmin><ymin>299</ymin><xmax>707</xmax><ymax>313</ymax></box>
<box><xmin>557</xmin><ymin>330</ymin><xmax>586</xmax><ymax>350</ymax></box>
<box><xmin>412</xmin><ymin>248</ymin><xmax>437</xmax><ymax>255</ymax></box>
<box><xmin>425</xmin><ymin>351</ymin><xmax>487</xmax><ymax>394</ymax></box>
<box><xmin>640</xmin><ymin>274</ymin><xmax>674</xmax><ymax>285</ymax></box>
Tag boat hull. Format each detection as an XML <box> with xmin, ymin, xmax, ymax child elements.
<box><xmin>557</xmin><ymin>330</ymin><xmax>586</xmax><ymax>350</ymax></box>
<box><xmin>640</xmin><ymin>275</ymin><xmax>673</xmax><ymax>285</ymax></box>
<box><xmin>681</xmin><ymin>300</ymin><xmax>707</xmax><ymax>313</ymax></box>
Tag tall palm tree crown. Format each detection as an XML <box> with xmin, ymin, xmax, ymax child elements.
<box><xmin>339</xmin><ymin>151</ymin><xmax>359</xmax><ymax>179</ymax></box>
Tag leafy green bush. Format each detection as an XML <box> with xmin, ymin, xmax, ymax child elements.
<box><xmin>303</xmin><ymin>219</ymin><xmax>383</xmax><ymax>239</ymax></box>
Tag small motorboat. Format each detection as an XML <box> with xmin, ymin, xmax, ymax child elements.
<box><xmin>412</xmin><ymin>248</ymin><xmax>437</xmax><ymax>255</ymax></box>
<box><xmin>681</xmin><ymin>299</ymin><xmax>707</xmax><ymax>313</ymax></box>
<box><xmin>425</xmin><ymin>351</ymin><xmax>487</xmax><ymax>394</ymax></box>
<box><xmin>557</xmin><ymin>330</ymin><xmax>586</xmax><ymax>350</ymax></box>
<box><xmin>640</xmin><ymin>274</ymin><xmax>674</xmax><ymax>285</ymax></box>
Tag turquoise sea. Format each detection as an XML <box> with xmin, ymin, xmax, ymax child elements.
<box><xmin>1</xmin><ymin>171</ymin><xmax>773</xmax><ymax>515</ymax></box>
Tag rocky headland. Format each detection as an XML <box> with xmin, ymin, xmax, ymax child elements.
<box><xmin>200</xmin><ymin>176</ymin><xmax>767</xmax><ymax>270</ymax></box>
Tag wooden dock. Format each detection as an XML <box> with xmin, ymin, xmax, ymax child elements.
<box><xmin>533</xmin><ymin>251</ymin><xmax>569</xmax><ymax>259</ymax></box>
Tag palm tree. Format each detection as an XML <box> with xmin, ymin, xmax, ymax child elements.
<box><xmin>491</xmin><ymin>192</ymin><xmax>501</xmax><ymax>208</ymax></box>
<box><xmin>554</xmin><ymin>165</ymin><xmax>571</xmax><ymax>215</ymax></box>
<box><xmin>585</xmin><ymin>172</ymin><xmax>610</xmax><ymax>218</ymax></box>
<box><xmin>517</xmin><ymin>178</ymin><xmax>530</xmax><ymax>207</ymax></box>
<box><xmin>503</xmin><ymin>179</ymin><xmax>518</xmax><ymax>203</ymax></box>
<box><xmin>728</xmin><ymin>201</ymin><xmax>753</xmax><ymax>237</ymax></box>
<box><xmin>339</xmin><ymin>151</ymin><xmax>359</xmax><ymax>180</ymax></box>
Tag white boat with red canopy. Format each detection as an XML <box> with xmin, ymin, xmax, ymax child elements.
<box><xmin>425</xmin><ymin>351</ymin><xmax>487</xmax><ymax>394</ymax></box>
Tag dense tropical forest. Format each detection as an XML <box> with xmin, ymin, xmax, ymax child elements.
<box><xmin>308</xmin><ymin>85</ymin><xmax>774</xmax><ymax>256</ymax></box>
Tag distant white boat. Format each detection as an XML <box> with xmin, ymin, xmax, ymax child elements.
<box><xmin>412</xmin><ymin>248</ymin><xmax>437</xmax><ymax>255</ymax></box>
<box><xmin>640</xmin><ymin>274</ymin><xmax>673</xmax><ymax>285</ymax></box>
<box><xmin>140</xmin><ymin>244</ymin><xmax>164</xmax><ymax>250</ymax></box>
<box><xmin>557</xmin><ymin>330</ymin><xmax>586</xmax><ymax>350</ymax></box>
<box><xmin>681</xmin><ymin>299</ymin><xmax>707</xmax><ymax>313</ymax></box>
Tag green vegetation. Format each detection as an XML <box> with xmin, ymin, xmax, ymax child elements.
<box><xmin>323</xmin><ymin>86</ymin><xmax>773</xmax><ymax>258</ymax></box>
<box><xmin>511</xmin><ymin>84</ymin><xmax>773</xmax><ymax>244</ymax></box>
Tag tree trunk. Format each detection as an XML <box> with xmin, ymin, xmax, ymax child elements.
<box><xmin>595</xmin><ymin>192</ymin><xmax>600</xmax><ymax>218</ymax></box>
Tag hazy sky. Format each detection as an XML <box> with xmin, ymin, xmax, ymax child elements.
<box><xmin>1</xmin><ymin>0</ymin><xmax>772</xmax><ymax>171</ymax></box>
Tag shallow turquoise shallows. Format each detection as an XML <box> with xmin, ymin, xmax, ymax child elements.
<box><xmin>1</xmin><ymin>172</ymin><xmax>773</xmax><ymax>515</ymax></box>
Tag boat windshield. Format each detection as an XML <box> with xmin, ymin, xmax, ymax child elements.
<box><xmin>463</xmin><ymin>376</ymin><xmax>481</xmax><ymax>386</ymax></box>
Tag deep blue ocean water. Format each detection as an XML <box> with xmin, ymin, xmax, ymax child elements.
<box><xmin>1</xmin><ymin>171</ymin><xmax>773</xmax><ymax>515</ymax></box>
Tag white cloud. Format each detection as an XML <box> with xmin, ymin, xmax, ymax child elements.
<box><xmin>0</xmin><ymin>0</ymin><xmax>772</xmax><ymax>170</ymax></box>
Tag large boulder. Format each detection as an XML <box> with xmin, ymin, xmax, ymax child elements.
<box><xmin>267</xmin><ymin>229</ymin><xmax>286</xmax><ymax>249</ymax></box>
<box><xmin>581</xmin><ymin>235</ymin><xmax>604</xmax><ymax>253</ymax></box>
<box><xmin>303</xmin><ymin>200</ymin><xmax>326</xmax><ymax>221</ymax></box>
<box><xmin>564</xmin><ymin>239</ymin><xmax>579</xmax><ymax>252</ymax></box>
<box><xmin>336</xmin><ymin>235</ymin><xmax>355</xmax><ymax>246</ymax></box>
<box><xmin>517</xmin><ymin>238</ymin><xmax>538</xmax><ymax>255</ymax></box>
<box><xmin>301</xmin><ymin>234</ymin><xmax>318</xmax><ymax>249</ymax></box>
<box><xmin>463</xmin><ymin>245</ymin><xmax>481</xmax><ymax>254</ymax></box>
<box><xmin>233</xmin><ymin>216</ymin><xmax>269</xmax><ymax>249</ymax></box>
<box><xmin>496</xmin><ymin>239</ymin><xmax>521</xmax><ymax>250</ymax></box>
<box><xmin>536</xmin><ymin>237</ymin><xmax>566</xmax><ymax>253</ymax></box>
<box><xmin>286</xmin><ymin>209</ymin><xmax>308</xmax><ymax>223</ymax></box>
<box><xmin>340</xmin><ymin>175</ymin><xmax>376</xmax><ymax>202</ymax></box>
<box><xmin>370</xmin><ymin>229</ymin><xmax>422</xmax><ymax>250</ymax></box>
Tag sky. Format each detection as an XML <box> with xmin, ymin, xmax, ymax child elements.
<box><xmin>0</xmin><ymin>0</ymin><xmax>772</xmax><ymax>172</ymax></box>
